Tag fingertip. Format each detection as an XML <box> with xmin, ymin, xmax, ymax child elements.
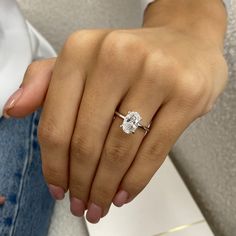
<box><xmin>113</xmin><ymin>190</ymin><xmax>129</xmax><ymax>207</ymax></box>
<box><xmin>70</xmin><ymin>197</ymin><xmax>86</xmax><ymax>217</ymax></box>
<box><xmin>48</xmin><ymin>184</ymin><xmax>65</xmax><ymax>200</ymax></box>
<box><xmin>86</xmin><ymin>203</ymin><xmax>102</xmax><ymax>224</ymax></box>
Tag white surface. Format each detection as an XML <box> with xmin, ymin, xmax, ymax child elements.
<box><xmin>87</xmin><ymin>157</ymin><xmax>214</xmax><ymax>236</ymax></box>
<box><xmin>164</xmin><ymin>222</ymin><xmax>214</xmax><ymax>236</ymax></box>
<box><xmin>48</xmin><ymin>157</ymin><xmax>214</xmax><ymax>236</ymax></box>
<box><xmin>48</xmin><ymin>193</ymin><xmax>88</xmax><ymax>236</ymax></box>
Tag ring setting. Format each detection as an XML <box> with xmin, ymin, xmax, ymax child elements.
<box><xmin>115</xmin><ymin>111</ymin><xmax>150</xmax><ymax>135</ymax></box>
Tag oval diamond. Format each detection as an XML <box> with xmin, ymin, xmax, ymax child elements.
<box><xmin>121</xmin><ymin>111</ymin><xmax>142</xmax><ymax>134</ymax></box>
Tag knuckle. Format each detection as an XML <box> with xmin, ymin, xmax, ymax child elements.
<box><xmin>143</xmin><ymin>142</ymin><xmax>166</xmax><ymax>163</ymax></box>
<box><xmin>90</xmin><ymin>185</ymin><xmax>112</xmax><ymax>206</ymax></box>
<box><xmin>104</xmin><ymin>31</ymin><xmax>142</xmax><ymax>52</ymax></box>
<box><xmin>62</xmin><ymin>30</ymin><xmax>95</xmax><ymax>57</ymax></box>
<box><xmin>144</xmin><ymin>51</ymin><xmax>179</xmax><ymax>88</ymax></box>
<box><xmin>38</xmin><ymin>119</ymin><xmax>68</xmax><ymax>148</ymax></box>
<box><xmin>189</xmin><ymin>83</ymin><xmax>206</xmax><ymax>102</ymax></box>
<box><xmin>103</xmin><ymin>142</ymin><xmax>130</xmax><ymax>167</ymax></box>
<box><xmin>62</xmin><ymin>32</ymin><xmax>80</xmax><ymax>55</ymax></box>
<box><xmin>145</xmin><ymin>49</ymin><xmax>175</xmax><ymax>74</ymax></box>
<box><xmin>142</xmin><ymin>72</ymin><xmax>161</xmax><ymax>89</ymax></box>
<box><xmin>65</xmin><ymin>30</ymin><xmax>93</xmax><ymax>46</ymax></box>
<box><xmin>99</xmin><ymin>30</ymin><xmax>146</xmax><ymax>67</ymax></box>
<box><xmin>69</xmin><ymin>178</ymin><xmax>88</xmax><ymax>197</ymax></box>
<box><xmin>70</xmin><ymin>134</ymin><xmax>95</xmax><ymax>162</ymax></box>
<box><xmin>176</xmin><ymin>73</ymin><xmax>207</xmax><ymax>107</ymax></box>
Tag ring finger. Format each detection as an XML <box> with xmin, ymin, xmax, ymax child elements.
<box><xmin>69</xmin><ymin>58</ymin><xmax>135</xmax><ymax>217</ymax></box>
<box><xmin>87</xmin><ymin>76</ymin><xmax>167</xmax><ymax>223</ymax></box>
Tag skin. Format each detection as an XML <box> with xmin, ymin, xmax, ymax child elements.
<box><xmin>3</xmin><ymin>0</ymin><xmax>228</xmax><ymax>223</ymax></box>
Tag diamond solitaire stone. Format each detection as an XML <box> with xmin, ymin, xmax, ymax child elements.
<box><xmin>121</xmin><ymin>111</ymin><xmax>142</xmax><ymax>134</ymax></box>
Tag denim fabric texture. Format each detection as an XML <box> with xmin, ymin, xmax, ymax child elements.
<box><xmin>0</xmin><ymin>109</ymin><xmax>55</xmax><ymax>236</ymax></box>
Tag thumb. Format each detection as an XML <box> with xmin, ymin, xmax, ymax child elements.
<box><xmin>3</xmin><ymin>58</ymin><xmax>56</xmax><ymax>118</ymax></box>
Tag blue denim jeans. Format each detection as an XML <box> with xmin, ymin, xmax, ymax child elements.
<box><xmin>0</xmin><ymin>109</ymin><xmax>55</xmax><ymax>236</ymax></box>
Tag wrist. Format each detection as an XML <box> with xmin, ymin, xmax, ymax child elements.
<box><xmin>143</xmin><ymin>0</ymin><xmax>227</xmax><ymax>50</ymax></box>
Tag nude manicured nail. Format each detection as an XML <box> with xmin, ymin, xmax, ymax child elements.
<box><xmin>3</xmin><ymin>88</ymin><xmax>24</xmax><ymax>118</ymax></box>
<box><xmin>48</xmin><ymin>184</ymin><xmax>65</xmax><ymax>200</ymax></box>
<box><xmin>113</xmin><ymin>190</ymin><xmax>129</xmax><ymax>207</ymax></box>
<box><xmin>70</xmin><ymin>197</ymin><xmax>85</xmax><ymax>217</ymax></box>
<box><xmin>86</xmin><ymin>203</ymin><xmax>102</xmax><ymax>224</ymax></box>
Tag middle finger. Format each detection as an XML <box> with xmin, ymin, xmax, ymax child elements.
<box><xmin>69</xmin><ymin>54</ymin><xmax>138</xmax><ymax>217</ymax></box>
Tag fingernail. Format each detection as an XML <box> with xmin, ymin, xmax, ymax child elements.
<box><xmin>86</xmin><ymin>203</ymin><xmax>102</xmax><ymax>224</ymax></box>
<box><xmin>0</xmin><ymin>196</ymin><xmax>6</xmax><ymax>205</ymax></box>
<box><xmin>3</xmin><ymin>88</ymin><xmax>24</xmax><ymax>118</ymax></box>
<box><xmin>70</xmin><ymin>197</ymin><xmax>85</xmax><ymax>217</ymax></box>
<box><xmin>113</xmin><ymin>190</ymin><xmax>129</xmax><ymax>207</ymax></box>
<box><xmin>48</xmin><ymin>184</ymin><xmax>65</xmax><ymax>200</ymax></box>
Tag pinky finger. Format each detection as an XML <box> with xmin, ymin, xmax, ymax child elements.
<box><xmin>113</xmin><ymin>101</ymin><xmax>194</xmax><ymax>206</ymax></box>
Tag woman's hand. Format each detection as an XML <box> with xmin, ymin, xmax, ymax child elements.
<box><xmin>39</xmin><ymin>25</ymin><xmax>227</xmax><ymax>223</ymax></box>
<box><xmin>4</xmin><ymin>0</ymin><xmax>228</xmax><ymax>224</ymax></box>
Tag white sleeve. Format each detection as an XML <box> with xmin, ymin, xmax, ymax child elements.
<box><xmin>0</xmin><ymin>1</ymin><xmax>56</xmax><ymax>118</ymax></box>
<box><xmin>141</xmin><ymin>0</ymin><xmax>231</xmax><ymax>14</ymax></box>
